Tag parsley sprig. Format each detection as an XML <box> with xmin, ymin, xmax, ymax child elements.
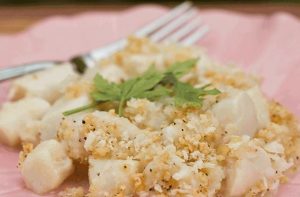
<box><xmin>63</xmin><ymin>58</ymin><xmax>220</xmax><ymax>116</ymax></box>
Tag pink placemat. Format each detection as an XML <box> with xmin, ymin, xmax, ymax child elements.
<box><xmin>0</xmin><ymin>5</ymin><xmax>300</xmax><ymax>197</ymax></box>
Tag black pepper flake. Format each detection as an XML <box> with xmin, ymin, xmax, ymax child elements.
<box><xmin>205</xmin><ymin>173</ymin><xmax>208</xmax><ymax>176</ymax></box>
<box><xmin>173</xmin><ymin>122</ymin><xmax>176</xmax><ymax>125</ymax></box>
<box><xmin>84</xmin><ymin>137</ymin><xmax>87</xmax><ymax>140</ymax></box>
<box><xmin>181</xmin><ymin>129</ymin><xmax>184</xmax><ymax>131</ymax></box>
<box><xmin>79</xmin><ymin>139</ymin><xmax>82</xmax><ymax>142</ymax></box>
<box><xmin>123</xmin><ymin>165</ymin><xmax>127</xmax><ymax>169</ymax></box>
<box><xmin>73</xmin><ymin>120</ymin><xmax>76</xmax><ymax>123</ymax></box>
<box><xmin>296</xmin><ymin>156</ymin><xmax>299</xmax><ymax>160</ymax></box>
<box><xmin>97</xmin><ymin>173</ymin><xmax>100</xmax><ymax>176</ymax></box>
<box><xmin>149</xmin><ymin>168</ymin><xmax>153</xmax><ymax>172</ymax></box>
<box><xmin>225</xmin><ymin>131</ymin><xmax>228</xmax><ymax>134</ymax></box>
<box><xmin>276</xmin><ymin>170</ymin><xmax>278</xmax><ymax>174</ymax></box>
<box><xmin>82</xmin><ymin>120</ymin><xmax>86</xmax><ymax>124</ymax></box>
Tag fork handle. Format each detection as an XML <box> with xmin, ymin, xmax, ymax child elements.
<box><xmin>0</xmin><ymin>39</ymin><xmax>126</xmax><ymax>82</ymax></box>
<box><xmin>0</xmin><ymin>61</ymin><xmax>62</xmax><ymax>82</ymax></box>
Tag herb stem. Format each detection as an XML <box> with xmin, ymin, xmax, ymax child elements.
<box><xmin>118</xmin><ymin>98</ymin><xmax>125</xmax><ymax>116</ymax></box>
<box><xmin>63</xmin><ymin>103</ymin><xmax>97</xmax><ymax>116</ymax></box>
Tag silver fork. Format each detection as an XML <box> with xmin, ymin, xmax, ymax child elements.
<box><xmin>0</xmin><ymin>2</ymin><xmax>209</xmax><ymax>82</ymax></box>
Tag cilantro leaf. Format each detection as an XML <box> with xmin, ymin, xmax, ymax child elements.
<box><xmin>140</xmin><ymin>85</ymin><xmax>170</xmax><ymax>100</ymax></box>
<box><xmin>91</xmin><ymin>91</ymin><xmax>118</xmax><ymax>102</ymax></box>
<box><xmin>173</xmin><ymin>82</ymin><xmax>221</xmax><ymax>108</ymax></box>
<box><xmin>198</xmin><ymin>84</ymin><xmax>221</xmax><ymax>96</ymax></box>
<box><xmin>173</xmin><ymin>81</ymin><xmax>203</xmax><ymax>107</ymax></box>
<box><xmin>117</xmin><ymin>67</ymin><xmax>165</xmax><ymax>115</ymax></box>
<box><xmin>93</xmin><ymin>74</ymin><xmax>121</xmax><ymax>99</ymax></box>
<box><xmin>166</xmin><ymin>58</ymin><xmax>198</xmax><ymax>78</ymax></box>
<box><xmin>125</xmin><ymin>67</ymin><xmax>165</xmax><ymax>99</ymax></box>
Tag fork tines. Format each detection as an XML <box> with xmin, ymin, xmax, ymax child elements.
<box><xmin>136</xmin><ymin>1</ymin><xmax>208</xmax><ymax>45</ymax></box>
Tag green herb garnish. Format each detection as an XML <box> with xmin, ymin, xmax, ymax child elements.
<box><xmin>62</xmin><ymin>103</ymin><xmax>97</xmax><ymax>116</ymax></box>
<box><xmin>63</xmin><ymin>58</ymin><xmax>220</xmax><ymax>116</ymax></box>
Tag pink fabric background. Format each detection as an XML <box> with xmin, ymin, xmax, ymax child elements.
<box><xmin>0</xmin><ymin>5</ymin><xmax>300</xmax><ymax>196</ymax></box>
